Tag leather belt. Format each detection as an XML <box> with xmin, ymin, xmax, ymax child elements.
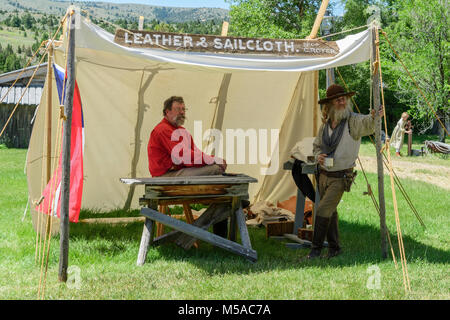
<box><xmin>319</xmin><ymin>168</ymin><xmax>353</xmax><ymax>178</ymax></box>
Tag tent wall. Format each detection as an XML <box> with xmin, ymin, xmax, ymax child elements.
<box><xmin>27</xmin><ymin>53</ymin><xmax>318</xmax><ymax>212</ymax></box>
<box><xmin>26</xmin><ymin>16</ymin><xmax>370</xmax><ymax>215</ymax></box>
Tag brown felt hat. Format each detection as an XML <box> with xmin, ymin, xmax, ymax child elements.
<box><xmin>318</xmin><ymin>84</ymin><xmax>356</xmax><ymax>104</ymax></box>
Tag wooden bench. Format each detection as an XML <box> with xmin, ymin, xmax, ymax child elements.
<box><xmin>120</xmin><ymin>174</ymin><xmax>258</xmax><ymax>265</ymax></box>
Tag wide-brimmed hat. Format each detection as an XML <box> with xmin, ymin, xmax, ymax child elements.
<box><xmin>318</xmin><ymin>84</ymin><xmax>355</xmax><ymax>104</ymax></box>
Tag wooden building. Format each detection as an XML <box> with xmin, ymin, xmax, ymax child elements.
<box><xmin>0</xmin><ymin>63</ymin><xmax>46</xmax><ymax>148</ymax></box>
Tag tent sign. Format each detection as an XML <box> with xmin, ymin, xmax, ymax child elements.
<box><xmin>114</xmin><ymin>30</ymin><xmax>340</xmax><ymax>57</ymax></box>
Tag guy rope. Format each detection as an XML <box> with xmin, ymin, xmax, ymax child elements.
<box><xmin>375</xmin><ymin>26</ymin><xmax>411</xmax><ymax>292</ymax></box>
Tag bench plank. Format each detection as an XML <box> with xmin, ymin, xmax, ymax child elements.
<box><xmin>120</xmin><ymin>174</ymin><xmax>257</xmax><ymax>186</ymax></box>
<box><xmin>141</xmin><ymin>207</ymin><xmax>257</xmax><ymax>262</ymax></box>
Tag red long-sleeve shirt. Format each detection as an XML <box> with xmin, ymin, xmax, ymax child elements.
<box><xmin>147</xmin><ymin>118</ymin><xmax>216</xmax><ymax>177</ymax></box>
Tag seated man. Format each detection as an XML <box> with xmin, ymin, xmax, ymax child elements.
<box><xmin>147</xmin><ymin>96</ymin><xmax>228</xmax><ymax>236</ymax></box>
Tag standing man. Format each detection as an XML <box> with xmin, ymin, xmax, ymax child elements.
<box><xmin>308</xmin><ymin>84</ymin><xmax>383</xmax><ymax>259</ymax></box>
<box><xmin>147</xmin><ymin>96</ymin><xmax>228</xmax><ymax>236</ymax></box>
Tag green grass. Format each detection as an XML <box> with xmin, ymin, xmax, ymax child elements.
<box><xmin>0</xmin><ymin>148</ymin><xmax>449</xmax><ymax>300</ymax></box>
<box><xmin>359</xmin><ymin>134</ymin><xmax>450</xmax><ymax>166</ymax></box>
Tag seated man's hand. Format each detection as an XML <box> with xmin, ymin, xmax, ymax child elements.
<box><xmin>214</xmin><ymin>157</ymin><xmax>227</xmax><ymax>172</ymax></box>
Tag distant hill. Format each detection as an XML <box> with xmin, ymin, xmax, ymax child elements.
<box><xmin>0</xmin><ymin>0</ymin><xmax>229</xmax><ymax>23</ymax></box>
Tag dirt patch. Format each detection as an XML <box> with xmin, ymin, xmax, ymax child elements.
<box><xmin>356</xmin><ymin>156</ymin><xmax>450</xmax><ymax>190</ymax></box>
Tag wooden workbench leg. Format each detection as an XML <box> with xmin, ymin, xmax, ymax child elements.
<box><xmin>157</xmin><ymin>205</ymin><xmax>168</xmax><ymax>237</ymax></box>
<box><xmin>313</xmin><ymin>184</ymin><xmax>321</xmax><ymax>230</ymax></box>
<box><xmin>137</xmin><ymin>200</ymin><xmax>158</xmax><ymax>266</ymax></box>
<box><xmin>137</xmin><ymin>217</ymin><xmax>155</xmax><ymax>266</ymax></box>
<box><xmin>183</xmin><ymin>203</ymin><xmax>199</xmax><ymax>248</ymax></box>
<box><xmin>229</xmin><ymin>197</ymin><xmax>240</xmax><ymax>241</ymax></box>
<box><xmin>235</xmin><ymin>203</ymin><xmax>252</xmax><ymax>249</ymax></box>
<box><xmin>294</xmin><ymin>188</ymin><xmax>306</xmax><ymax>233</ymax></box>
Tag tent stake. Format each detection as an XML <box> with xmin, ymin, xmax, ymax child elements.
<box><xmin>372</xmin><ymin>26</ymin><xmax>388</xmax><ymax>259</ymax></box>
<box><xmin>58</xmin><ymin>11</ymin><xmax>76</xmax><ymax>283</ymax></box>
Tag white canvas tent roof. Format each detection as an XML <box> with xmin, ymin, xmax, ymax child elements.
<box><xmin>26</xmin><ymin>15</ymin><xmax>372</xmax><ymax>214</ymax></box>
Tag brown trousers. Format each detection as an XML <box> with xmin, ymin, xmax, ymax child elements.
<box><xmin>316</xmin><ymin>174</ymin><xmax>346</xmax><ymax>219</ymax></box>
<box><xmin>315</xmin><ymin>173</ymin><xmax>345</xmax><ymax>250</ymax></box>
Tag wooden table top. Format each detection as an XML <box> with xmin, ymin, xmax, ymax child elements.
<box><xmin>120</xmin><ymin>174</ymin><xmax>258</xmax><ymax>186</ymax></box>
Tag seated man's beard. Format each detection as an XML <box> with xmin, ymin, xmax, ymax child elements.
<box><xmin>174</xmin><ymin>115</ymin><xmax>186</xmax><ymax>126</ymax></box>
<box><xmin>329</xmin><ymin>103</ymin><xmax>351</xmax><ymax>123</ymax></box>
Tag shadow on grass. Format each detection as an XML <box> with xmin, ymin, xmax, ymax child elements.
<box><xmin>68</xmin><ymin>209</ymin><xmax>449</xmax><ymax>275</ymax></box>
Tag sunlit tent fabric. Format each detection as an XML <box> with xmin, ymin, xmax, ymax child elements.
<box><xmin>26</xmin><ymin>16</ymin><xmax>372</xmax><ymax>219</ymax></box>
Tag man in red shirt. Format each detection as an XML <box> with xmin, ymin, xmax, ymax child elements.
<box><xmin>147</xmin><ymin>96</ymin><xmax>228</xmax><ymax>236</ymax></box>
<box><xmin>148</xmin><ymin>96</ymin><xmax>227</xmax><ymax>177</ymax></box>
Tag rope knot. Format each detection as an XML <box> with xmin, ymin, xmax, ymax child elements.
<box><xmin>59</xmin><ymin>106</ymin><xmax>67</xmax><ymax>121</ymax></box>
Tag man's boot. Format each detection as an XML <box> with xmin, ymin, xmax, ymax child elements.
<box><xmin>326</xmin><ymin>211</ymin><xmax>342</xmax><ymax>258</ymax></box>
<box><xmin>307</xmin><ymin>216</ymin><xmax>330</xmax><ymax>259</ymax></box>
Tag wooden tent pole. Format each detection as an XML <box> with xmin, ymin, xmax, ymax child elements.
<box><xmin>58</xmin><ymin>11</ymin><xmax>76</xmax><ymax>283</ymax></box>
<box><xmin>372</xmin><ymin>25</ymin><xmax>388</xmax><ymax>259</ymax></box>
<box><xmin>306</xmin><ymin>0</ymin><xmax>330</xmax><ymax>226</ymax></box>
<box><xmin>46</xmin><ymin>45</ymin><xmax>53</xmax><ymax>183</ymax></box>
<box><xmin>307</xmin><ymin>0</ymin><xmax>330</xmax><ymax>134</ymax></box>
<box><xmin>221</xmin><ymin>21</ymin><xmax>229</xmax><ymax>37</ymax></box>
<box><xmin>308</xmin><ymin>0</ymin><xmax>330</xmax><ymax>40</ymax></box>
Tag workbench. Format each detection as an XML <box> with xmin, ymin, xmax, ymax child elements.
<box><xmin>120</xmin><ymin>174</ymin><xmax>258</xmax><ymax>265</ymax></box>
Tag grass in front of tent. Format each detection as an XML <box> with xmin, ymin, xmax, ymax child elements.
<box><xmin>0</xmin><ymin>148</ymin><xmax>449</xmax><ymax>300</ymax></box>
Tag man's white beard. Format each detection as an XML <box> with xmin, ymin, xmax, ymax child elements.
<box><xmin>330</xmin><ymin>101</ymin><xmax>352</xmax><ymax>123</ymax></box>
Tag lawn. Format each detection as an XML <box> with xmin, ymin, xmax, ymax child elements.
<box><xmin>359</xmin><ymin>134</ymin><xmax>449</xmax><ymax>166</ymax></box>
<box><xmin>0</xmin><ymin>148</ymin><xmax>449</xmax><ymax>300</ymax></box>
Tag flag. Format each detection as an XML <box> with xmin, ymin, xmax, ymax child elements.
<box><xmin>36</xmin><ymin>63</ymin><xmax>84</xmax><ymax>223</ymax></box>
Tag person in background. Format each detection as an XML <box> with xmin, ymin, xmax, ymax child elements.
<box><xmin>390</xmin><ymin>112</ymin><xmax>412</xmax><ymax>156</ymax></box>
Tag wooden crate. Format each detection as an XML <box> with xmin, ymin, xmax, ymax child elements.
<box><xmin>298</xmin><ymin>228</ymin><xmax>313</xmax><ymax>241</ymax></box>
<box><xmin>266</xmin><ymin>221</ymin><xmax>294</xmax><ymax>238</ymax></box>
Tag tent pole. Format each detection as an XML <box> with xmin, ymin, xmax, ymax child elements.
<box><xmin>41</xmin><ymin>41</ymin><xmax>54</xmax><ymax>265</ymax></box>
<box><xmin>58</xmin><ymin>11</ymin><xmax>76</xmax><ymax>283</ymax></box>
<box><xmin>46</xmin><ymin>44</ymin><xmax>53</xmax><ymax>183</ymax></box>
<box><xmin>372</xmin><ymin>26</ymin><xmax>388</xmax><ymax>259</ymax></box>
<box><xmin>308</xmin><ymin>0</ymin><xmax>330</xmax><ymax>39</ymax></box>
<box><xmin>307</xmin><ymin>1</ymin><xmax>329</xmax><ymax>225</ymax></box>
<box><xmin>221</xmin><ymin>21</ymin><xmax>229</xmax><ymax>36</ymax></box>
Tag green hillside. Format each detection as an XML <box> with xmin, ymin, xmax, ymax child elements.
<box><xmin>0</xmin><ymin>26</ymin><xmax>35</xmax><ymax>50</ymax></box>
<box><xmin>0</xmin><ymin>1</ymin><xmax>228</xmax><ymax>75</ymax></box>
<box><xmin>0</xmin><ymin>0</ymin><xmax>229</xmax><ymax>23</ymax></box>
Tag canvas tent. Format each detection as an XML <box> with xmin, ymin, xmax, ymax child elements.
<box><xmin>26</xmin><ymin>15</ymin><xmax>372</xmax><ymax>220</ymax></box>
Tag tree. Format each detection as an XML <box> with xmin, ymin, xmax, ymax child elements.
<box><xmin>381</xmin><ymin>0</ymin><xmax>449</xmax><ymax>139</ymax></box>
<box><xmin>11</xmin><ymin>15</ymin><xmax>21</xmax><ymax>28</ymax></box>
<box><xmin>331</xmin><ymin>1</ymin><xmax>403</xmax><ymax>131</ymax></box>
<box><xmin>227</xmin><ymin>0</ymin><xmax>325</xmax><ymax>38</ymax></box>
<box><xmin>23</xmin><ymin>12</ymin><xmax>36</xmax><ymax>29</ymax></box>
